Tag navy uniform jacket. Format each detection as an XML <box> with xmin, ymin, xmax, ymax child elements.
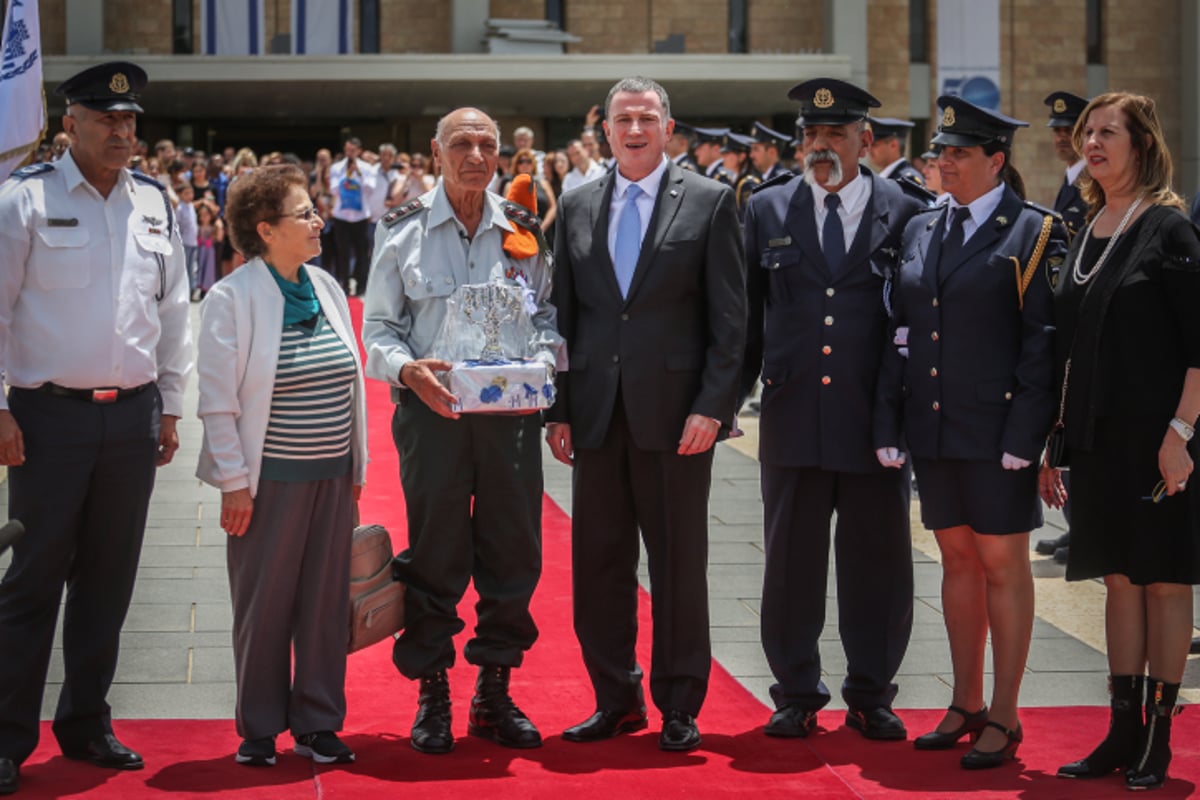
<box><xmin>1054</xmin><ymin>174</ymin><xmax>1086</xmax><ymax>241</ymax></box>
<box><xmin>742</xmin><ymin>167</ymin><xmax>929</xmax><ymax>473</ymax></box>
<box><xmin>889</xmin><ymin>159</ymin><xmax>926</xmax><ymax>187</ymax></box>
<box><xmin>875</xmin><ymin>185</ymin><xmax>1068</xmax><ymax>462</ymax></box>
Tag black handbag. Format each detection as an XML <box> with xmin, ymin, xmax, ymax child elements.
<box><xmin>1045</xmin><ymin>358</ymin><xmax>1070</xmax><ymax>468</ymax></box>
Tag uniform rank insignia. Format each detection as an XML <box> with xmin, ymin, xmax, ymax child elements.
<box><xmin>383</xmin><ymin>199</ymin><xmax>424</xmax><ymax>228</ymax></box>
<box><xmin>1046</xmin><ymin>255</ymin><xmax>1063</xmax><ymax>290</ymax></box>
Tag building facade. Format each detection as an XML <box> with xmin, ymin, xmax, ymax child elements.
<box><xmin>11</xmin><ymin>0</ymin><xmax>1200</xmax><ymax>205</ymax></box>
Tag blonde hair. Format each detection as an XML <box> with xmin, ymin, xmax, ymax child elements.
<box><xmin>1073</xmin><ymin>92</ymin><xmax>1184</xmax><ymax>220</ymax></box>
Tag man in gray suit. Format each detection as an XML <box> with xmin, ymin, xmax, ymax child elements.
<box><xmin>546</xmin><ymin>76</ymin><xmax>746</xmax><ymax>753</ymax></box>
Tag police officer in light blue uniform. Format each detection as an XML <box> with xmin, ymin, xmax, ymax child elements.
<box><xmin>742</xmin><ymin>78</ymin><xmax>931</xmax><ymax>743</ymax></box>
<box><xmin>0</xmin><ymin>61</ymin><xmax>192</xmax><ymax>794</ymax></box>
<box><xmin>874</xmin><ymin>96</ymin><xmax>1067</xmax><ymax>769</ymax></box>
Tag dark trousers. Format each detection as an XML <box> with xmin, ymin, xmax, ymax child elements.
<box><xmin>760</xmin><ymin>464</ymin><xmax>913</xmax><ymax>712</ymax></box>
<box><xmin>0</xmin><ymin>387</ymin><xmax>160</xmax><ymax>764</ymax></box>
<box><xmin>390</xmin><ymin>400</ymin><xmax>543</xmax><ymax>680</ymax></box>
<box><xmin>332</xmin><ymin>218</ymin><xmax>369</xmax><ymax>294</ymax></box>
<box><xmin>227</xmin><ymin>476</ymin><xmax>354</xmax><ymax>740</ymax></box>
<box><xmin>572</xmin><ymin>404</ymin><xmax>713</xmax><ymax>717</ymax></box>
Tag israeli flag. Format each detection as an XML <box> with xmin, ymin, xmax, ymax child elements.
<box><xmin>0</xmin><ymin>0</ymin><xmax>45</xmax><ymax>181</ymax></box>
<box><xmin>292</xmin><ymin>0</ymin><xmax>354</xmax><ymax>55</ymax></box>
<box><xmin>201</xmin><ymin>0</ymin><xmax>266</xmax><ymax>56</ymax></box>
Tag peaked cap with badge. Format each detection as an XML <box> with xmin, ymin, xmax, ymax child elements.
<box><xmin>789</xmin><ymin>78</ymin><xmax>881</xmax><ymax>127</ymax></box>
<box><xmin>1043</xmin><ymin>91</ymin><xmax>1089</xmax><ymax>128</ymax></box>
<box><xmin>869</xmin><ymin>117</ymin><xmax>915</xmax><ymax>141</ymax></box>
<box><xmin>690</xmin><ymin>126</ymin><xmax>729</xmax><ymax>146</ymax></box>
<box><xmin>54</xmin><ymin>61</ymin><xmax>148</xmax><ymax>113</ymax></box>
<box><xmin>721</xmin><ymin>131</ymin><xmax>756</xmax><ymax>154</ymax></box>
<box><xmin>932</xmin><ymin>95</ymin><xmax>1028</xmax><ymax>148</ymax></box>
<box><xmin>751</xmin><ymin>121</ymin><xmax>792</xmax><ymax>151</ymax></box>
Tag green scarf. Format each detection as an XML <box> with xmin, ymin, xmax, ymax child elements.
<box><xmin>266</xmin><ymin>263</ymin><xmax>321</xmax><ymax>326</ymax></box>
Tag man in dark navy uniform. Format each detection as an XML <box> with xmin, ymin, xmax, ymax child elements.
<box><xmin>742</xmin><ymin>78</ymin><xmax>930</xmax><ymax>742</ymax></box>
<box><xmin>667</xmin><ymin>122</ymin><xmax>699</xmax><ymax>172</ymax></box>
<box><xmin>691</xmin><ymin>126</ymin><xmax>731</xmax><ymax>184</ymax></box>
<box><xmin>1035</xmin><ymin>90</ymin><xmax>1089</xmax><ymax>564</ymax></box>
<box><xmin>867</xmin><ymin>117</ymin><xmax>926</xmax><ymax>186</ymax></box>
<box><xmin>750</xmin><ymin>122</ymin><xmax>793</xmax><ymax>182</ymax></box>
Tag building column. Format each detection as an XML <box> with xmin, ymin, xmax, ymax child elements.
<box><xmin>451</xmin><ymin>0</ymin><xmax>487</xmax><ymax>54</ymax></box>
<box><xmin>65</xmin><ymin>0</ymin><xmax>104</xmax><ymax>55</ymax></box>
<box><xmin>824</xmin><ymin>0</ymin><xmax>868</xmax><ymax>90</ymax></box>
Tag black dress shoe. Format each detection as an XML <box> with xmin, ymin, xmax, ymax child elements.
<box><xmin>562</xmin><ymin>708</ymin><xmax>648</xmax><ymax>742</ymax></box>
<box><xmin>1054</xmin><ymin>546</ymin><xmax>1070</xmax><ymax>564</ymax></box>
<box><xmin>467</xmin><ymin>666</ymin><xmax>542</xmax><ymax>749</ymax></box>
<box><xmin>659</xmin><ymin>710</ymin><xmax>701</xmax><ymax>752</ymax></box>
<box><xmin>765</xmin><ymin>705</ymin><xmax>817</xmax><ymax>738</ymax></box>
<box><xmin>0</xmin><ymin>758</ymin><xmax>17</xmax><ymax>795</ymax></box>
<box><xmin>845</xmin><ymin>707</ymin><xmax>907</xmax><ymax>741</ymax></box>
<box><xmin>960</xmin><ymin>721</ymin><xmax>1022</xmax><ymax>770</ymax></box>
<box><xmin>1190</xmin><ymin>637</ymin><xmax>1200</xmax><ymax>656</ymax></box>
<box><xmin>412</xmin><ymin>671</ymin><xmax>454</xmax><ymax>755</ymax></box>
<box><xmin>913</xmin><ymin>705</ymin><xmax>988</xmax><ymax>750</ymax></box>
<box><xmin>1035</xmin><ymin>531</ymin><xmax>1069</xmax><ymax>556</ymax></box>
<box><xmin>62</xmin><ymin>734</ymin><xmax>144</xmax><ymax>770</ymax></box>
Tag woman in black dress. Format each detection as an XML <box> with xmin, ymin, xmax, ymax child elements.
<box><xmin>1040</xmin><ymin>92</ymin><xmax>1199</xmax><ymax>791</ymax></box>
<box><xmin>876</xmin><ymin>96</ymin><xmax>1068</xmax><ymax>770</ymax></box>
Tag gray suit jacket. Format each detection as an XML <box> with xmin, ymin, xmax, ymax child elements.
<box><xmin>548</xmin><ymin>160</ymin><xmax>747</xmax><ymax>451</ymax></box>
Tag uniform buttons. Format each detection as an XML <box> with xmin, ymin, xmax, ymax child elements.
<box><xmin>822</xmin><ymin>345</ymin><xmax>832</xmax><ymax>355</ymax></box>
<box><xmin>407</xmin><ymin>278</ymin><xmax>416</xmax><ymax>287</ymax></box>
<box><xmin>611</xmin><ymin>355</ymin><xmax>620</xmax><ymax>363</ymax></box>
<box><xmin>930</xmin><ymin>367</ymin><xmax>938</xmax><ymax>377</ymax></box>
<box><xmin>825</xmin><ymin>287</ymin><xmax>835</xmax><ymax>297</ymax></box>
<box><xmin>772</xmin><ymin>261</ymin><xmax>780</xmax><ymax>269</ymax></box>
<box><xmin>821</xmin><ymin>376</ymin><xmax>831</xmax><ymax>385</ymax></box>
<box><xmin>444</xmin><ymin>277</ymin><xmax>453</xmax><ymax>285</ymax></box>
<box><xmin>1004</xmin><ymin>391</ymin><xmax>1013</xmax><ymax>400</ymax></box>
<box><xmin>824</xmin><ymin>315</ymin><xmax>834</xmax><ymax>326</ymax></box>
<box><xmin>621</xmin><ymin>313</ymin><xmax>629</xmax><ymax>321</ymax></box>
<box><xmin>932</xmin><ymin>298</ymin><xmax>939</xmax><ymax>307</ymax></box>
<box><xmin>931</xmin><ymin>331</ymin><xmax>939</xmax><ymax>341</ymax></box>
<box><xmin>932</xmin><ymin>401</ymin><xmax>940</xmax><ymax>411</ymax></box>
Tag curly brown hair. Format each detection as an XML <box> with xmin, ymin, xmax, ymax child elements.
<box><xmin>224</xmin><ymin>164</ymin><xmax>308</xmax><ymax>258</ymax></box>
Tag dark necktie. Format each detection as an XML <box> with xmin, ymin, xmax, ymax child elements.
<box><xmin>939</xmin><ymin>206</ymin><xmax>971</xmax><ymax>275</ymax></box>
<box><xmin>823</xmin><ymin>193</ymin><xmax>845</xmax><ymax>276</ymax></box>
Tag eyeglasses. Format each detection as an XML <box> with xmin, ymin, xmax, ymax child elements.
<box><xmin>1143</xmin><ymin>480</ymin><xmax>1169</xmax><ymax>503</ymax></box>
<box><xmin>276</xmin><ymin>207</ymin><xmax>320</xmax><ymax>222</ymax></box>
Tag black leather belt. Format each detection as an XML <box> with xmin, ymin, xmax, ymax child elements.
<box><xmin>36</xmin><ymin>382</ymin><xmax>153</xmax><ymax>404</ymax></box>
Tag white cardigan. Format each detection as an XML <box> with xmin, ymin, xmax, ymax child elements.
<box><xmin>195</xmin><ymin>258</ymin><xmax>368</xmax><ymax>496</ymax></box>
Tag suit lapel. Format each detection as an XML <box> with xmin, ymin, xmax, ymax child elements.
<box><xmin>785</xmin><ymin>181</ymin><xmax>831</xmax><ymax>281</ymax></box>
<box><xmin>919</xmin><ymin>207</ymin><xmax>946</xmax><ymax>295</ymax></box>
<box><xmin>624</xmin><ymin>162</ymin><xmax>684</xmax><ymax>304</ymax></box>
<box><xmin>588</xmin><ymin>172</ymin><xmax>622</xmax><ymax>302</ymax></box>
<box><xmin>939</xmin><ymin>187</ymin><xmax>1023</xmax><ymax>285</ymax></box>
<box><xmin>845</xmin><ymin>171</ymin><xmax>888</xmax><ymax>269</ymax></box>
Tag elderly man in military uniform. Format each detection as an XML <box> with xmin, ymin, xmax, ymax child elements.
<box><xmin>867</xmin><ymin>117</ymin><xmax>926</xmax><ymax>186</ymax></box>
<box><xmin>362</xmin><ymin>107</ymin><xmax>562</xmax><ymax>757</ymax></box>
<box><xmin>741</xmin><ymin>78</ymin><xmax>931</xmax><ymax>742</ymax></box>
<box><xmin>0</xmin><ymin>62</ymin><xmax>192</xmax><ymax>795</ymax></box>
<box><xmin>750</xmin><ymin>122</ymin><xmax>793</xmax><ymax>182</ymax></box>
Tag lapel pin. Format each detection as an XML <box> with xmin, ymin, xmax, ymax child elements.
<box><xmin>669</xmin><ymin>189</ymin><xmax>679</xmax><ymax>197</ymax></box>
<box><xmin>995</xmin><ymin>215</ymin><xmax>1008</xmax><ymax>226</ymax></box>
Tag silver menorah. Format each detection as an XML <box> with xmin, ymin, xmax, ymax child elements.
<box><xmin>460</xmin><ymin>283</ymin><xmax>525</xmax><ymax>362</ymax></box>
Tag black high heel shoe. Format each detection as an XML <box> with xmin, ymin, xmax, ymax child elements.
<box><xmin>960</xmin><ymin>721</ymin><xmax>1022</xmax><ymax>770</ymax></box>
<box><xmin>913</xmin><ymin>705</ymin><xmax>989</xmax><ymax>750</ymax></box>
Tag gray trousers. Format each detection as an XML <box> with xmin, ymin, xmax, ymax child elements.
<box><xmin>226</xmin><ymin>475</ymin><xmax>354</xmax><ymax>740</ymax></box>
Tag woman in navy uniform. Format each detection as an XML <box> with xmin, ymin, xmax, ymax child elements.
<box><xmin>875</xmin><ymin>96</ymin><xmax>1067</xmax><ymax>769</ymax></box>
<box><xmin>1041</xmin><ymin>93</ymin><xmax>1200</xmax><ymax>791</ymax></box>
<box><xmin>724</xmin><ymin>132</ymin><xmax>760</xmax><ymax>220</ymax></box>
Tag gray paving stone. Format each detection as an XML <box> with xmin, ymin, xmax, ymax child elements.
<box><xmin>1025</xmin><ymin>636</ymin><xmax>1108</xmax><ymax>673</ymax></box>
<box><xmin>193</xmin><ymin>602</ymin><xmax>234</xmax><ymax>632</ymax></box>
<box><xmin>709</xmin><ymin>597</ymin><xmax>760</xmax><ymax>626</ymax></box>
<box><xmin>190</xmin><ymin>647</ymin><xmax>237</xmax><ymax>683</ymax></box>
<box><xmin>708</xmin><ymin>541</ymin><xmax>765</xmax><ymax>565</ymax></box>
<box><xmin>138</xmin><ymin>546</ymin><xmax>228</xmax><ymax>568</ymax></box>
<box><xmin>712</xmin><ymin>641</ymin><xmax>774</xmax><ymax>678</ymax></box>
<box><xmin>122</xmin><ymin>603</ymin><xmax>194</xmax><ymax>632</ymax></box>
<box><xmin>131</xmin><ymin>577</ymin><xmax>230</xmax><ymax>604</ymax></box>
<box><xmin>109</xmin><ymin>682</ymin><xmax>238</xmax><ymax>720</ymax></box>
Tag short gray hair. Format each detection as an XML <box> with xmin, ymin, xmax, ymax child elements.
<box><xmin>435</xmin><ymin>109</ymin><xmax>502</xmax><ymax>149</ymax></box>
<box><xmin>605</xmin><ymin>76</ymin><xmax>671</xmax><ymax>122</ymax></box>
<box><xmin>514</xmin><ymin>126</ymin><xmax>534</xmax><ymax>139</ymax></box>
<box><xmin>379</xmin><ymin>142</ymin><xmax>397</xmax><ymax>156</ymax></box>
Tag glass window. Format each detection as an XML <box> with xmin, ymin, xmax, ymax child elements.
<box><xmin>1086</xmin><ymin>0</ymin><xmax>1104</xmax><ymax>64</ymax></box>
<box><xmin>909</xmin><ymin>0</ymin><xmax>928</xmax><ymax>63</ymax></box>
<box><xmin>728</xmin><ymin>0</ymin><xmax>747</xmax><ymax>53</ymax></box>
<box><xmin>173</xmin><ymin>0</ymin><xmax>194</xmax><ymax>55</ymax></box>
<box><xmin>361</xmin><ymin>0</ymin><xmax>380</xmax><ymax>53</ymax></box>
<box><xmin>546</xmin><ymin>0</ymin><xmax>565</xmax><ymax>28</ymax></box>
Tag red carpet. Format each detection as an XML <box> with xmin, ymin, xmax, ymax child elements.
<box><xmin>15</xmin><ymin>298</ymin><xmax>1200</xmax><ymax>798</ymax></box>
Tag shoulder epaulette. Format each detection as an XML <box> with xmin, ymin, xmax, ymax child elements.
<box><xmin>132</xmin><ymin>170</ymin><xmax>174</xmax><ymax>234</ymax></box>
<box><xmin>1023</xmin><ymin>199</ymin><xmax>1062</xmax><ymax>220</ymax></box>
<box><xmin>501</xmin><ymin>199</ymin><xmax>543</xmax><ymax>232</ymax></box>
<box><xmin>10</xmin><ymin>163</ymin><xmax>54</xmax><ymax>180</ymax></box>
<box><xmin>895</xmin><ymin>174</ymin><xmax>937</xmax><ymax>205</ymax></box>
<box><xmin>751</xmin><ymin>172</ymin><xmax>795</xmax><ymax>194</ymax></box>
<box><xmin>382</xmin><ymin>198</ymin><xmax>425</xmax><ymax>228</ymax></box>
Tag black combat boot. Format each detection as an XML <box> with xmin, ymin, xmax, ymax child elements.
<box><xmin>1057</xmin><ymin>674</ymin><xmax>1144</xmax><ymax>778</ymax></box>
<box><xmin>467</xmin><ymin>666</ymin><xmax>542</xmax><ymax>749</ymax></box>
<box><xmin>1126</xmin><ymin>678</ymin><xmax>1182</xmax><ymax>791</ymax></box>
<box><xmin>411</xmin><ymin>670</ymin><xmax>454</xmax><ymax>754</ymax></box>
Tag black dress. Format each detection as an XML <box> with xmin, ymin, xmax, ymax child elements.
<box><xmin>1055</xmin><ymin>207</ymin><xmax>1200</xmax><ymax>585</ymax></box>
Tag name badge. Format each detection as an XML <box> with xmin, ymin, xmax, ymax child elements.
<box><xmin>767</xmin><ymin>236</ymin><xmax>792</xmax><ymax>247</ymax></box>
<box><xmin>46</xmin><ymin>218</ymin><xmax>78</xmax><ymax>227</ymax></box>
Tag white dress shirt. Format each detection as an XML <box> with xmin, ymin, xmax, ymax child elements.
<box><xmin>944</xmin><ymin>181</ymin><xmax>1007</xmax><ymax>245</ymax></box>
<box><xmin>1065</xmin><ymin>158</ymin><xmax>1086</xmax><ymax>186</ymax></box>
<box><xmin>607</xmin><ymin>156</ymin><xmax>669</xmax><ymax>263</ymax></box>
<box><xmin>329</xmin><ymin>156</ymin><xmax>379</xmax><ymax>223</ymax></box>
<box><xmin>561</xmin><ymin>160</ymin><xmax>606</xmax><ymax>193</ymax></box>
<box><xmin>0</xmin><ymin>151</ymin><xmax>193</xmax><ymax>415</ymax></box>
<box><xmin>809</xmin><ymin>169</ymin><xmax>871</xmax><ymax>253</ymax></box>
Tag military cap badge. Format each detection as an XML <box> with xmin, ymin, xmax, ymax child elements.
<box><xmin>814</xmin><ymin>88</ymin><xmax>834</xmax><ymax>109</ymax></box>
<box><xmin>942</xmin><ymin>106</ymin><xmax>956</xmax><ymax>127</ymax></box>
<box><xmin>110</xmin><ymin>72</ymin><xmax>130</xmax><ymax>94</ymax></box>
<box><xmin>1053</xmin><ymin>98</ymin><xmax>1067</xmax><ymax>114</ymax></box>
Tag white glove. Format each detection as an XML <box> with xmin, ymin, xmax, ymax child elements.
<box><xmin>876</xmin><ymin>447</ymin><xmax>907</xmax><ymax>468</ymax></box>
<box><xmin>893</xmin><ymin>326</ymin><xmax>909</xmax><ymax>359</ymax></box>
<box><xmin>1001</xmin><ymin>452</ymin><xmax>1031</xmax><ymax>470</ymax></box>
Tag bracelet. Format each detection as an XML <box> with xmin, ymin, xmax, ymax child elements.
<box><xmin>1169</xmin><ymin>417</ymin><xmax>1195</xmax><ymax>442</ymax></box>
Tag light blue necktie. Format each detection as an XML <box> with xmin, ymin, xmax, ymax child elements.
<box><xmin>614</xmin><ymin>184</ymin><xmax>644</xmax><ymax>298</ymax></box>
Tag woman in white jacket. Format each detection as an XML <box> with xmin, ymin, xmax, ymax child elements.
<box><xmin>196</xmin><ymin>165</ymin><xmax>367</xmax><ymax>768</ymax></box>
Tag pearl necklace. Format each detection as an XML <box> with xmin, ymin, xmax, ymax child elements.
<box><xmin>1072</xmin><ymin>195</ymin><xmax>1146</xmax><ymax>286</ymax></box>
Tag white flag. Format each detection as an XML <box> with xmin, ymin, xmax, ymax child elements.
<box><xmin>0</xmin><ymin>0</ymin><xmax>46</xmax><ymax>181</ymax></box>
<box><xmin>292</xmin><ymin>0</ymin><xmax>354</xmax><ymax>55</ymax></box>
<box><xmin>201</xmin><ymin>0</ymin><xmax>266</xmax><ymax>56</ymax></box>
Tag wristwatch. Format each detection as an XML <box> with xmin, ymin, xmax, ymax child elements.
<box><xmin>1169</xmin><ymin>417</ymin><xmax>1195</xmax><ymax>442</ymax></box>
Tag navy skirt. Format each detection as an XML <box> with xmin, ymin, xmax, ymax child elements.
<box><xmin>913</xmin><ymin>457</ymin><xmax>1042</xmax><ymax>535</ymax></box>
